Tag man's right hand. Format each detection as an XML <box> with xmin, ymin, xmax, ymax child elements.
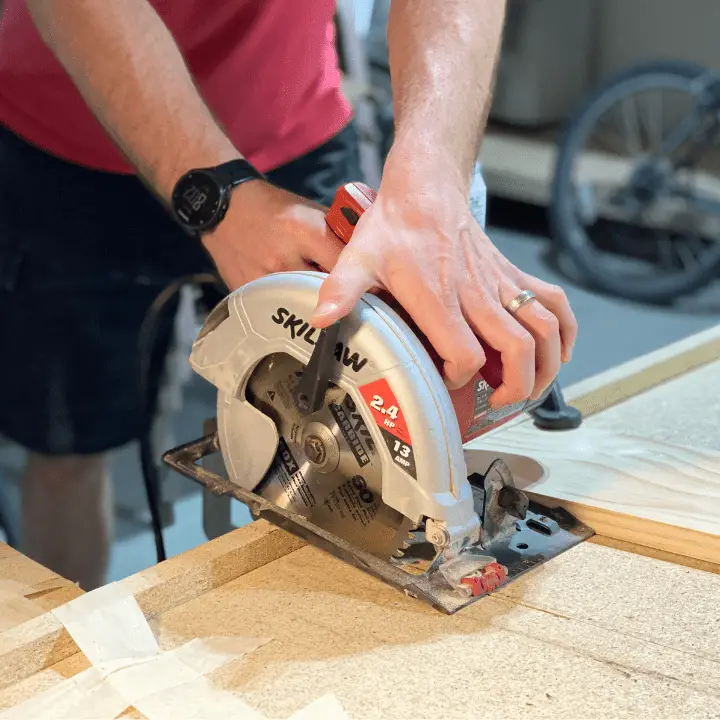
<box><xmin>201</xmin><ymin>181</ymin><xmax>347</xmax><ymax>289</ymax></box>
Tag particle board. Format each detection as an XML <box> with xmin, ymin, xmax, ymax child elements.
<box><xmin>0</xmin><ymin>541</ymin><xmax>83</xmax><ymax>635</ymax></box>
<box><xmin>1</xmin><ymin>537</ymin><xmax>719</xmax><ymax>719</ymax></box>
<box><xmin>564</xmin><ymin>323</ymin><xmax>720</xmax><ymax>421</ymax></box>
<box><xmin>0</xmin><ymin>542</ymin><xmax>84</xmax><ymax>695</ymax></box>
<box><xmin>0</xmin><ymin>521</ymin><xmax>302</xmax><ymax>692</ymax></box>
<box><xmin>150</xmin><ymin>541</ymin><xmax>720</xmax><ymax>719</ymax></box>
<box><xmin>0</xmin><ymin>542</ymin><xmax>82</xmax><ymax>611</ymax></box>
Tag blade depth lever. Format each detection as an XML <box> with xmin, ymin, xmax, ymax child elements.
<box><xmin>293</xmin><ymin>320</ymin><xmax>342</xmax><ymax>416</ymax></box>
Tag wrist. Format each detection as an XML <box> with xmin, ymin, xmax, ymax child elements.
<box><xmin>155</xmin><ymin>140</ymin><xmax>242</xmax><ymax>202</ymax></box>
<box><xmin>384</xmin><ymin>131</ymin><xmax>474</xmax><ymax>197</ymax></box>
<box><xmin>170</xmin><ymin>157</ymin><xmax>266</xmax><ymax>238</ymax></box>
<box><xmin>201</xmin><ymin>178</ymin><xmax>266</xmax><ymax>250</ymax></box>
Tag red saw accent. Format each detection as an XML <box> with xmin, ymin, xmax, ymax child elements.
<box><xmin>460</xmin><ymin>562</ymin><xmax>508</xmax><ymax>597</ymax></box>
<box><xmin>324</xmin><ymin>182</ymin><xmax>376</xmax><ymax>243</ymax></box>
<box><xmin>359</xmin><ymin>378</ymin><xmax>412</xmax><ymax>446</ymax></box>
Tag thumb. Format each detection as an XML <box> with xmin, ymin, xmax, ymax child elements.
<box><xmin>310</xmin><ymin>259</ymin><xmax>376</xmax><ymax>328</ymax></box>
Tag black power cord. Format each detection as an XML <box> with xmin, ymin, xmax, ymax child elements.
<box><xmin>137</xmin><ymin>273</ymin><xmax>224</xmax><ymax>564</ymax></box>
<box><xmin>0</xmin><ymin>496</ymin><xmax>18</xmax><ymax>548</ymax></box>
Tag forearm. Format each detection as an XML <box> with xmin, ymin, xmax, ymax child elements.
<box><xmin>26</xmin><ymin>0</ymin><xmax>240</xmax><ymax>200</ymax></box>
<box><xmin>386</xmin><ymin>0</ymin><xmax>506</xmax><ymax>188</ymax></box>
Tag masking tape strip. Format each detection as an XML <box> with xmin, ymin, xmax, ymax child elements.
<box><xmin>286</xmin><ymin>694</ymin><xmax>350</xmax><ymax>719</ymax></box>
<box><xmin>0</xmin><ymin>581</ymin><xmax>348</xmax><ymax>720</ymax></box>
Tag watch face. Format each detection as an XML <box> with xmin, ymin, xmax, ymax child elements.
<box><xmin>172</xmin><ymin>170</ymin><xmax>225</xmax><ymax>231</ymax></box>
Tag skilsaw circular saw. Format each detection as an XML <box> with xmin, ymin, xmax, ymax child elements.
<box><xmin>163</xmin><ymin>183</ymin><xmax>593</xmax><ymax>614</ymax></box>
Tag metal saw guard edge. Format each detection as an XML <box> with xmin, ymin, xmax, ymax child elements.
<box><xmin>188</xmin><ymin>271</ymin><xmax>480</xmax><ymax>548</ymax></box>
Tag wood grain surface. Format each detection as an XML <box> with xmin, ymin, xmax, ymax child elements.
<box><xmin>467</xmin><ymin>425</ymin><xmax>720</xmax><ymax>565</ymax></box>
<box><xmin>470</xmin><ymin>359</ymin><xmax>720</xmax><ymax>568</ymax></box>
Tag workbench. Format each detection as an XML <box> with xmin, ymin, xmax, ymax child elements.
<box><xmin>0</xmin><ymin>327</ymin><xmax>719</xmax><ymax>719</ymax></box>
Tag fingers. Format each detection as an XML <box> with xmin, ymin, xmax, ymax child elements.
<box><xmin>501</xmin><ymin>285</ymin><xmax>561</xmax><ymax>401</ymax></box>
<box><xmin>309</xmin><ymin>252</ymin><xmax>376</xmax><ymax>328</ymax></box>
<box><xmin>302</xmin><ymin>226</ymin><xmax>348</xmax><ymax>274</ymax></box>
<box><xmin>520</xmin><ymin>276</ymin><xmax>577</xmax><ymax>363</ymax></box>
<box><xmin>394</xmin><ymin>283</ymin><xmax>487</xmax><ymax>389</ymax></box>
<box><xmin>460</xmin><ymin>293</ymin><xmax>536</xmax><ymax>407</ymax></box>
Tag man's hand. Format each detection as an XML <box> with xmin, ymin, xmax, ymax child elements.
<box><xmin>309</xmin><ymin>158</ymin><xmax>577</xmax><ymax>409</ymax></box>
<box><xmin>202</xmin><ymin>181</ymin><xmax>346</xmax><ymax>288</ymax></box>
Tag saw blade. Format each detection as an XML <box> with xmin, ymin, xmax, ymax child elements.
<box><xmin>246</xmin><ymin>352</ymin><xmax>415</xmax><ymax>559</ymax></box>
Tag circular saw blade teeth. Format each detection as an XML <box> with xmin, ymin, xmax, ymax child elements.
<box><xmin>246</xmin><ymin>352</ymin><xmax>416</xmax><ymax>560</ymax></box>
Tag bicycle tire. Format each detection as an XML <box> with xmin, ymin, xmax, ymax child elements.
<box><xmin>550</xmin><ymin>60</ymin><xmax>719</xmax><ymax>304</ymax></box>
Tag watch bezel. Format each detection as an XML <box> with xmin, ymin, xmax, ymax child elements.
<box><xmin>171</xmin><ymin>169</ymin><xmax>231</xmax><ymax>234</ymax></box>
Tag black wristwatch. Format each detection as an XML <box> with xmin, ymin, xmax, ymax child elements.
<box><xmin>171</xmin><ymin>159</ymin><xmax>266</xmax><ymax>235</ymax></box>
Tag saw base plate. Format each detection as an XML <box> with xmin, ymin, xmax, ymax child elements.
<box><xmin>163</xmin><ymin>432</ymin><xmax>594</xmax><ymax>614</ymax></box>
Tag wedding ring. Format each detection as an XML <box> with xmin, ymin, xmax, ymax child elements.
<box><xmin>505</xmin><ymin>289</ymin><xmax>536</xmax><ymax>315</ymax></box>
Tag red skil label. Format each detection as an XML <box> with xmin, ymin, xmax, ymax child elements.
<box><xmin>359</xmin><ymin>379</ymin><xmax>417</xmax><ymax>479</ymax></box>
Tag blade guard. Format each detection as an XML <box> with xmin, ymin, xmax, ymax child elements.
<box><xmin>189</xmin><ymin>271</ymin><xmax>480</xmax><ymax>542</ymax></box>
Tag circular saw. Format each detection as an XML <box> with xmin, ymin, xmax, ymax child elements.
<box><xmin>163</xmin><ymin>183</ymin><xmax>594</xmax><ymax>614</ymax></box>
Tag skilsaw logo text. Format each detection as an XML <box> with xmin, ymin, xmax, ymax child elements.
<box><xmin>271</xmin><ymin>307</ymin><xmax>368</xmax><ymax>373</ymax></box>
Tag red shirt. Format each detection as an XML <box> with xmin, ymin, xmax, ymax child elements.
<box><xmin>0</xmin><ymin>0</ymin><xmax>352</xmax><ymax>174</ymax></box>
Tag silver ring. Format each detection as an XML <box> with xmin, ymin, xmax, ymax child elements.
<box><xmin>505</xmin><ymin>289</ymin><xmax>536</xmax><ymax>315</ymax></box>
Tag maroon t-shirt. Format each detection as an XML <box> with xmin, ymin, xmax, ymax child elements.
<box><xmin>0</xmin><ymin>0</ymin><xmax>352</xmax><ymax>173</ymax></box>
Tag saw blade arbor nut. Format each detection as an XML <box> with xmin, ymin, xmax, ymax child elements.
<box><xmin>425</xmin><ymin>519</ymin><xmax>451</xmax><ymax>548</ymax></box>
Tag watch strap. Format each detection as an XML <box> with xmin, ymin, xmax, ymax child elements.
<box><xmin>214</xmin><ymin>158</ymin><xmax>266</xmax><ymax>188</ymax></box>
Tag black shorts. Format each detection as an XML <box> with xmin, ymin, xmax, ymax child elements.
<box><xmin>0</xmin><ymin>123</ymin><xmax>362</xmax><ymax>455</ymax></box>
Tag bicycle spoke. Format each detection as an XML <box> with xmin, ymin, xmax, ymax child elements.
<box><xmin>658</xmin><ymin>233</ymin><xmax>676</xmax><ymax>268</ymax></box>
<box><xmin>621</xmin><ymin>96</ymin><xmax>643</xmax><ymax>156</ymax></box>
<box><xmin>693</xmin><ymin>239</ymin><xmax>709</xmax><ymax>260</ymax></box>
<box><xmin>647</xmin><ymin>91</ymin><xmax>664</xmax><ymax>153</ymax></box>
<box><xmin>675</xmin><ymin>238</ymin><xmax>701</xmax><ymax>269</ymax></box>
<box><xmin>659</xmin><ymin>111</ymin><xmax>705</xmax><ymax>163</ymax></box>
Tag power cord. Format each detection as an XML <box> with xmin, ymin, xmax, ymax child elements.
<box><xmin>0</xmin><ymin>496</ymin><xmax>18</xmax><ymax>548</ymax></box>
<box><xmin>137</xmin><ymin>273</ymin><xmax>224</xmax><ymax>564</ymax></box>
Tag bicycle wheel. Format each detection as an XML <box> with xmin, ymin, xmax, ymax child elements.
<box><xmin>551</xmin><ymin>61</ymin><xmax>720</xmax><ymax>303</ymax></box>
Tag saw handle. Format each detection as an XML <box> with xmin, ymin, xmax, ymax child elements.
<box><xmin>324</xmin><ymin>182</ymin><xmax>505</xmax><ymax>393</ymax></box>
<box><xmin>324</xmin><ymin>182</ymin><xmax>377</xmax><ymax>243</ymax></box>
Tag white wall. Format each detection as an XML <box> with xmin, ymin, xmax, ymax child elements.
<box><xmin>597</xmin><ymin>0</ymin><xmax>720</xmax><ymax>81</ymax></box>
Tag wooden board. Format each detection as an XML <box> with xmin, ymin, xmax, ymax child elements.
<box><xmin>467</xmin><ymin>423</ymin><xmax>720</xmax><ymax>567</ymax></box>
<box><xmin>468</xmin><ymin>340</ymin><xmax>720</xmax><ymax>569</ymax></box>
